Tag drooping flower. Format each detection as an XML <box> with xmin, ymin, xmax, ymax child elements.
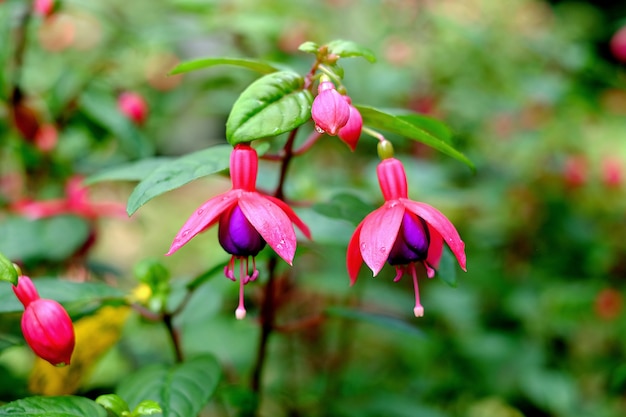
<box><xmin>337</xmin><ymin>96</ymin><xmax>363</xmax><ymax>151</ymax></box>
<box><xmin>347</xmin><ymin>157</ymin><xmax>466</xmax><ymax>317</ymax></box>
<box><xmin>166</xmin><ymin>144</ymin><xmax>311</xmax><ymax>319</ymax></box>
<box><xmin>13</xmin><ymin>276</ymin><xmax>75</xmax><ymax>366</ymax></box>
<box><xmin>12</xmin><ymin>176</ymin><xmax>126</xmax><ymax>220</ymax></box>
<box><xmin>311</xmin><ymin>77</ymin><xmax>350</xmax><ymax>136</ymax></box>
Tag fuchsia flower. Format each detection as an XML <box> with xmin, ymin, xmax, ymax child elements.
<box><xmin>167</xmin><ymin>144</ymin><xmax>311</xmax><ymax>319</ymax></box>
<box><xmin>12</xmin><ymin>176</ymin><xmax>126</xmax><ymax>220</ymax></box>
<box><xmin>33</xmin><ymin>0</ymin><xmax>55</xmax><ymax>17</ymax></box>
<box><xmin>337</xmin><ymin>96</ymin><xmax>363</xmax><ymax>151</ymax></box>
<box><xmin>117</xmin><ymin>92</ymin><xmax>149</xmax><ymax>125</ymax></box>
<box><xmin>347</xmin><ymin>157</ymin><xmax>466</xmax><ymax>317</ymax></box>
<box><xmin>12</xmin><ymin>276</ymin><xmax>75</xmax><ymax>366</ymax></box>
<box><xmin>311</xmin><ymin>78</ymin><xmax>350</xmax><ymax>136</ymax></box>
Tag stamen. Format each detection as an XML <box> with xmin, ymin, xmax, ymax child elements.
<box><xmin>235</xmin><ymin>259</ymin><xmax>246</xmax><ymax>320</ymax></box>
<box><xmin>409</xmin><ymin>263</ymin><xmax>424</xmax><ymax>317</ymax></box>
<box><xmin>424</xmin><ymin>261</ymin><xmax>436</xmax><ymax>279</ymax></box>
<box><xmin>224</xmin><ymin>256</ymin><xmax>236</xmax><ymax>281</ymax></box>
<box><xmin>393</xmin><ymin>266</ymin><xmax>404</xmax><ymax>282</ymax></box>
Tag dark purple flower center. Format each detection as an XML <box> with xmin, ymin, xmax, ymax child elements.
<box><xmin>218</xmin><ymin>204</ymin><xmax>266</xmax><ymax>256</ymax></box>
<box><xmin>387</xmin><ymin>212</ymin><xmax>430</xmax><ymax>266</ymax></box>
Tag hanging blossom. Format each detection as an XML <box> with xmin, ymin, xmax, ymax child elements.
<box><xmin>11</xmin><ymin>176</ymin><xmax>127</xmax><ymax>220</ymax></box>
<box><xmin>346</xmin><ymin>155</ymin><xmax>466</xmax><ymax>317</ymax></box>
<box><xmin>12</xmin><ymin>275</ymin><xmax>76</xmax><ymax>366</ymax></box>
<box><xmin>167</xmin><ymin>144</ymin><xmax>311</xmax><ymax>319</ymax></box>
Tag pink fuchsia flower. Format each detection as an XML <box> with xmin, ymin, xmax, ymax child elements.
<box><xmin>117</xmin><ymin>92</ymin><xmax>148</xmax><ymax>125</ymax></box>
<box><xmin>610</xmin><ymin>26</ymin><xmax>626</xmax><ymax>63</ymax></box>
<box><xmin>12</xmin><ymin>176</ymin><xmax>126</xmax><ymax>220</ymax></box>
<box><xmin>33</xmin><ymin>0</ymin><xmax>55</xmax><ymax>17</ymax></box>
<box><xmin>13</xmin><ymin>276</ymin><xmax>75</xmax><ymax>366</ymax></box>
<box><xmin>337</xmin><ymin>96</ymin><xmax>363</xmax><ymax>151</ymax></box>
<box><xmin>347</xmin><ymin>157</ymin><xmax>466</xmax><ymax>317</ymax></box>
<box><xmin>166</xmin><ymin>144</ymin><xmax>311</xmax><ymax>319</ymax></box>
<box><xmin>601</xmin><ymin>156</ymin><xmax>622</xmax><ymax>188</ymax></box>
<box><xmin>311</xmin><ymin>78</ymin><xmax>350</xmax><ymax>136</ymax></box>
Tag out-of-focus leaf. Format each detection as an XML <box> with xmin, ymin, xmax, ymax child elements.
<box><xmin>80</xmin><ymin>90</ymin><xmax>153</xmax><ymax>158</ymax></box>
<box><xmin>95</xmin><ymin>394</ymin><xmax>130</xmax><ymax>416</ymax></box>
<box><xmin>298</xmin><ymin>41</ymin><xmax>319</xmax><ymax>54</ymax></box>
<box><xmin>0</xmin><ymin>252</ymin><xmax>18</xmax><ymax>286</ymax></box>
<box><xmin>126</xmin><ymin>144</ymin><xmax>231</xmax><ymax>215</ymax></box>
<box><xmin>326</xmin><ymin>307</ymin><xmax>423</xmax><ymax>337</ymax></box>
<box><xmin>312</xmin><ymin>193</ymin><xmax>374</xmax><ymax>226</ymax></box>
<box><xmin>132</xmin><ymin>400</ymin><xmax>162</xmax><ymax>417</ymax></box>
<box><xmin>86</xmin><ymin>158</ymin><xmax>174</xmax><ymax>185</ymax></box>
<box><xmin>117</xmin><ymin>355</ymin><xmax>221</xmax><ymax>417</ymax></box>
<box><xmin>396</xmin><ymin>113</ymin><xmax>453</xmax><ymax>144</ymax></box>
<box><xmin>436</xmin><ymin>247</ymin><xmax>458</xmax><ymax>288</ymax></box>
<box><xmin>170</xmin><ymin>57</ymin><xmax>281</xmax><ymax>75</ymax></box>
<box><xmin>0</xmin><ymin>279</ymin><xmax>124</xmax><ymax>314</ymax></box>
<box><xmin>326</xmin><ymin>39</ymin><xmax>376</xmax><ymax>62</ymax></box>
<box><xmin>0</xmin><ymin>216</ymin><xmax>90</xmax><ymax>264</ymax></box>
<box><xmin>356</xmin><ymin>105</ymin><xmax>474</xmax><ymax>170</ymax></box>
<box><xmin>0</xmin><ymin>395</ymin><xmax>106</xmax><ymax>417</ymax></box>
<box><xmin>226</xmin><ymin>71</ymin><xmax>313</xmax><ymax>144</ymax></box>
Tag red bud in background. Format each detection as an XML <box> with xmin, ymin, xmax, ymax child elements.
<box><xmin>33</xmin><ymin>0</ymin><xmax>55</xmax><ymax>17</ymax></box>
<box><xmin>117</xmin><ymin>92</ymin><xmax>148</xmax><ymax>125</ymax></box>
<box><xmin>610</xmin><ymin>26</ymin><xmax>626</xmax><ymax>63</ymax></box>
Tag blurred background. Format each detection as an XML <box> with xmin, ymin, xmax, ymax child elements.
<box><xmin>1</xmin><ymin>0</ymin><xmax>626</xmax><ymax>416</ymax></box>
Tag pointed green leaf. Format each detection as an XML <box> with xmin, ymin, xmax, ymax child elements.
<box><xmin>355</xmin><ymin>105</ymin><xmax>474</xmax><ymax>170</ymax></box>
<box><xmin>436</xmin><ymin>247</ymin><xmax>458</xmax><ymax>288</ymax></box>
<box><xmin>0</xmin><ymin>252</ymin><xmax>18</xmax><ymax>286</ymax></box>
<box><xmin>117</xmin><ymin>355</ymin><xmax>221</xmax><ymax>417</ymax></box>
<box><xmin>126</xmin><ymin>144</ymin><xmax>231</xmax><ymax>215</ymax></box>
<box><xmin>326</xmin><ymin>39</ymin><xmax>376</xmax><ymax>62</ymax></box>
<box><xmin>96</xmin><ymin>394</ymin><xmax>130</xmax><ymax>417</ymax></box>
<box><xmin>297</xmin><ymin>41</ymin><xmax>319</xmax><ymax>54</ymax></box>
<box><xmin>169</xmin><ymin>57</ymin><xmax>281</xmax><ymax>75</ymax></box>
<box><xmin>326</xmin><ymin>307</ymin><xmax>423</xmax><ymax>336</ymax></box>
<box><xmin>86</xmin><ymin>158</ymin><xmax>174</xmax><ymax>185</ymax></box>
<box><xmin>396</xmin><ymin>113</ymin><xmax>453</xmax><ymax>144</ymax></box>
<box><xmin>226</xmin><ymin>71</ymin><xmax>313</xmax><ymax>144</ymax></box>
<box><xmin>0</xmin><ymin>395</ymin><xmax>107</xmax><ymax>417</ymax></box>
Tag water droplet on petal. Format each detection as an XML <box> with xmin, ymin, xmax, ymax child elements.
<box><xmin>379</xmin><ymin>246</ymin><xmax>386</xmax><ymax>253</ymax></box>
<box><xmin>360</xmin><ymin>242</ymin><xmax>367</xmax><ymax>250</ymax></box>
<box><xmin>315</xmin><ymin>125</ymin><xmax>325</xmax><ymax>134</ymax></box>
<box><xmin>197</xmin><ymin>208</ymin><xmax>204</xmax><ymax>215</ymax></box>
<box><xmin>182</xmin><ymin>229</ymin><xmax>191</xmax><ymax>237</ymax></box>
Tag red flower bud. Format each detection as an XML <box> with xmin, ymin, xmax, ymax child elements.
<box><xmin>33</xmin><ymin>0</ymin><xmax>55</xmax><ymax>17</ymax></box>
<box><xmin>12</xmin><ymin>275</ymin><xmax>40</xmax><ymax>308</ymax></box>
<box><xmin>337</xmin><ymin>97</ymin><xmax>362</xmax><ymax>151</ymax></box>
<box><xmin>21</xmin><ymin>298</ymin><xmax>75</xmax><ymax>366</ymax></box>
<box><xmin>311</xmin><ymin>80</ymin><xmax>350</xmax><ymax>136</ymax></box>
<box><xmin>117</xmin><ymin>92</ymin><xmax>148</xmax><ymax>125</ymax></box>
<box><xmin>610</xmin><ymin>26</ymin><xmax>626</xmax><ymax>63</ymax></box>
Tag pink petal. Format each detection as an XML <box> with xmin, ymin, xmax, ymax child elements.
<box><xmin>166</xmin><ymin>190</ymin><xmax>238</xmax><ymax>255</ymax></box>
<box><xmin>360</xmin><ymin>202</ymin><xmax>404</xmax><ymax>276</ymax></box>
<box><xmin>403</xmin><ymin>200</ymin><xmax>466</xmax><ymax>271</ymax></box>
<box><xmin>264</xmin><ymin>195</ymin><xmax>312</xmax><ymax>239</ymax></box>
<box><xmin>238</xmin><ymin>192</ymin><xmax>297</xmax><ymax>265</ymax></box>
<box><xmin>426</xmin><ymin>225</ymin><xmax>443</xmax><ymax>269</ymax></box>
<box><xmin>346</xmin><ymin>221</ymin><xmax>365</xmax><ymax>285</ymax></box>
<box><xmin>14</xmin><ymin>200</ymin><xmax>68</xmax><ymax>218</ymax></box>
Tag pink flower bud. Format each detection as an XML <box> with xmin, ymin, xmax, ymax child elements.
<box><xmin>117</xmin><ymin>92</ymin><xmax>148</xmax><ymax>125</ymax></box>
<box><xmin>610</xmin><ymin>26</ymin><xmax>626</xmax><ymax>63</ymax></box>
<box><xmin>12</xmin><ymin>276</ymin><xmax>40</xmax><ymax>308</ymax></box>
<box><xmin>602</xmin><ymin>156</ymin><xmax>622</xmax><ymax>188</ymax></box>
<box><xmin>33</xmin><ymin>0</ymin><xmax>55</xmax><ymax>17</ymax></box>
<box><xmin>311</xmin><ymin>80</ymin><xmax>350</xmax><ymax>136</ymax></box>
<box><xmin>337</xmin><ymin>97</ymin><xmax>362</xmax><ymax>151</ymax></box>
<box><xmin>21</xmin><ymin>298</ymin><xmax>75</xmax><ymax>366</ymax></box>
<box><xmin>34</xmin><ymin>123</ymin><xmax>58</xmax><ymax>153</ymax></box>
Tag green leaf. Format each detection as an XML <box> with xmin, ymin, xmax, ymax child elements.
<box><xmin>0</xmin><ymin>216</ymin><xmax>90</xmax><ymax>265</ymax></box>
<box><xmin>226</xmin><ymin>71</ymin><xmax>313</xmax><ymax>145</ymax></box>
<box><xmin>126</xmin><ymin>144</ymin><xmax>231</xmax><ymax>215</ymax></box>
<box><xmin>132</xmin><ymin>401</ymin><xmax>162</xmax><ymax>417</ymax></box>
<box><xmin>355</xmin><ymin>105</ymin><xmax>474</xmax><ymax>170</ymax></box>
<box><xmin>326</xmin><ymin>39</ymin><xmax>376</xmax><ymax>63</ymax></box>
<box><xmin>297</xmin><ymin>41</ymin><xmax>319</xmax><ymax>54</ymax></box>
<box><xmin>0</xmin><ymin>252</ymin><xmax>18</xmax><ymax>286</ymax></box>
<box><xmin>326</xmin><ymin>307</ymin><xmax>423</xmax><ymax>336</ymax></box>
<box><xmin>0</xmin><ymin>278</ymin><xmax>124</xmax><ymax>314</ymax></box>
<box><xmin>169</xmin><ymin>57</ymin><xmax>281</xmax><ymax>75</ymax></box>
<box><xmin>436</xmin><ymin>247</ymin><xmax>458</xmax><ymax>288</ymax></box>
<box><xmin>96</xmin><ymin>394</ymin><xmax>130</xmax><ymax>417</ymax></box>
<box><xmin>86</xmin><ymin>158</ymin><xmax>174</xmax><ymax>185</ymax></box>
<box><xmin>80</xmin><ymin>90</ymin><xmax>153</xmax><ymax>159</ymax></box>
<box><xmin>312</xmin><ymin>193</ymin><xmax>375</xmax><ymax>226</ymax></box>
<box><xmin>396</xmin><ymin>113</ymin><xmax>453</xmax><ymax>144</ymax></box>
<box><xmin>0</xmin><ymin>395</ymin><xmax>107</xmax><ymax>417</ymax></box>
<box><xmin>117</xmin><ymin>355</ymin><xmax>221</xmax><ymax>417</ymax></box>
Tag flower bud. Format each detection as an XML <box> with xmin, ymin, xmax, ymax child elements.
<box><xmin>117</xmin><ymin>92</ymin><xmax>148</xmax><ymax>125</ymax></box>
<box><xmin>337</xmin><ymin>97</ymin><xmax>362</xmax><ymax>151</ymax></box>
<box><xmin>610</xmin><ymin>26</ymin><xmax>626</xmax><ymax>63</ymax></box>
<box><xmin>34</xmin><ymin>0</ymin><xmax>55</xmax><ymax>17</ymax></box>
<box><xmin>21</xmin><ymin>299</ymin><xmax>75</xmax><ymax>366</ymax></box>
<box><xmin>311</xmin><ymin>79</ymin><xmax>350</xmax><ymax>136</ymax></box>
<box><xmin>12</xmin><ymin>275</ymin><xmax>40</xmax><ymax>308</ymax></box>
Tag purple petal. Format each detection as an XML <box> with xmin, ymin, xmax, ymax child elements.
<box><xmin>166</xmin><ymin>190</ymin><xmax>238</xmax><ymax>255</ymax></box>
<box><xmin>359</xmin><ymin>202</ymin><xmax>404</xmax><ymax>276</ymax></box>
<box><xmin>402</xmin><ymin>199</ymin><xmax>466</xmax><ymax>271</ymax></box>
<box><xmin>238</xmin><ymin>192</ymin><xmax>297</xmax><ymax>265</ymax></box>
<box><xmin>218</xmin><ymin>204</ymin><xmax>266</xmax><ymax>256</ymax></box>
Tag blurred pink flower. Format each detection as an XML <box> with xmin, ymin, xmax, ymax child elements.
<box><xmin>601</xmin><ymin>156</ymin><xmax>622</xmax><ymax>188</ymax></box>
<box><xmin>33</xmin><ymin>0</ymin><xmax>54</xmax><ymax>17</ymax></box>
<box><xmin>610</xmin><ymin>26</ymin><xmax>626</xmax><ymax>63</ymax></box>
<box><xmin>117</xmin><ymin>92</ymin><xmax>148</xmax><ymax>125</ymax></box>
<box><xmin>167</xmin><ymin>144</ymin><xmax>311</xmax><ymax>319</ymax></box>
<box><xmin>311</xmin><ymin>78</ymin><xmax>350</xmax><ymax>136</ymax></box>
<box><xmin>347</xmin><ymin>157</ymin><xmax>466</xmax><ymax>317</ymax></box>
<box><xmin>13</xmin><ymin>276</ymin><xmax>75</xmax><ymax>366</ymax></box>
